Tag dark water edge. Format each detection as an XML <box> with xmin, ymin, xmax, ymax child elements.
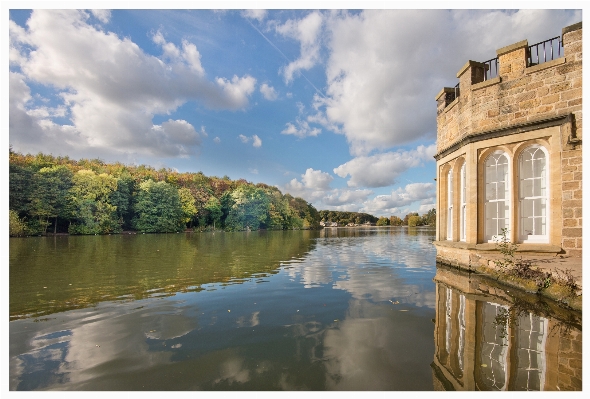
<box><xmin>9</xmin><ymin>227</ymin><xmax>581</xmax><ymax>391</ymax></box>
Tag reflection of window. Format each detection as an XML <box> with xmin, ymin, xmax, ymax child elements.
<box><xmin>447</xmin><ymin>169</ymin><xmax>453</xmax><ymax>240</ymax></box>
<box><xmin>485</xmin><ymin>152</ymin><xmax>510</xmax><ymax>242</ymax></box>
<box><xmin>460</xmin><ymin>163</ymin><xmax>466</xmax><ymax>241</ymax></box>
<box><xmin>458</xmin><ymin>294</ymin><xmax>465</xmax><ymax>372</ymax></box>
<box><xmin>514</xmin><ymin>313</ymin><xmax>547</xmax><ymax>391</ymax></box>
<box><xmin>479</xmin><ymin>302</ymin><xmax>509</xmax><ymax>390</ymax></box>
<box><xmin>445</xmin><ymin>288</ymin><xmax>453</xmax><ymax>354</ymax></box>
<box><xmin>519</xmin><ymin>146</ymin><xmax>548</xmax><ymax>243</ymax></box>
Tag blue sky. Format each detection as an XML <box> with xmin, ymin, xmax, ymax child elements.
<box><xmin>7</xmin><ymin>6</ymin><xmax>582</xmax><ymax>217</ymax></box>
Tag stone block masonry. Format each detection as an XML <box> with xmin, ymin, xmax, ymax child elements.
<box><xmin>433</xmin><ymin>22</ymin><xmax>582</xmax><ymax>268</ymax></box>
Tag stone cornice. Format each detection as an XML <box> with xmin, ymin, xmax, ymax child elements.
<box><xmin>434</xmin><ymin>114</ymin><xmax>572</xmax><ymax>160</ymax></box>
<box><xmin>562</xmin><ymin>21</ymin><xmax>582</xmax><ymax>36</ymax></box>
<box><xmin>471</xmin><ymin>76</ymin><xmax>501</xmax><ymax>91</ymax></box>
<box><xmin>496</xmin><ymin>39</ymin><xmax>528</xmax><ymax>56</ymax></box>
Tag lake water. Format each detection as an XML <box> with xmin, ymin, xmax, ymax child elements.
<box><xmin>9</xmin><ymin>227</ymin><xmax>581</xmax><ymax>390</ymax></box>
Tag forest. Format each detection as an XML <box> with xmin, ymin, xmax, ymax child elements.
<box><xmin>9</xmin><ymin>150</ymin><xmax>435</xmax><ymax>237</ymax></box>
<box><xmin>9</xmin><ymin>150</ymin><xmax>321</xmax><ymax>236</ymax></box>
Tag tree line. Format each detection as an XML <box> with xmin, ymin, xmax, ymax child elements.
<box><xmin>318</xmin><ymin>210</ymin><xmax>378</xmax><ymax>225</ymax></box>
<box><xmin>375</xmin><ymin>209</ymin><xmax>436</xmax><ymax>227</ymax></box>
<box><xmin>9</xmin><ymin>150</ymin><xmax>321</xmax><ymax>236</ymax></box>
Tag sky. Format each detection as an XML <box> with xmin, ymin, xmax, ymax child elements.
<box><xmin>6</xmin><ymin>4</ymin><xmax>582</xmax><ymax>218</ymax></box>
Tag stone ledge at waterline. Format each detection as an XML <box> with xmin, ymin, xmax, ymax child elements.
<box><xmin>435</xmin><ymin>249</ymin><xmax>582</xmax><ymax>312</ymax></box>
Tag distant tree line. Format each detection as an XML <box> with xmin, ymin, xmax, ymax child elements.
<box><xmin>318</xmin><ymin>210</ymin><xmax>379</xmax><ymax>225</ymax></box>
<box><xmin>376</xmin><ymin>209</ymin><xmax>436</xmax><ymax>227</ymax></box>
<box><xmin>9</xmin><ymin>150</ymin><xmax>321</xmax><ymax>236</ymax></box>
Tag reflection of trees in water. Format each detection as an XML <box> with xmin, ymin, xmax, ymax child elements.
<box><xmin>10</xmin><ymin>231</ymin><xmax>318</xmax><ymax>319</ymax></box>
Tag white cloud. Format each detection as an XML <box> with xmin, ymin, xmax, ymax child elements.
<box><xmin>213</xmin><ymin>137</ymin><xmax>221</xmax><ymax>144</ymax></box>
<box><xmin>290</xmin><ymin>9</ymin><xmax>581</xmax><ymax>156</ymax></box>
<box><xmin>260</xmin><ymin>83</ymin><xmax>278</xmax><ymax>101</ymax></box>
<box><xmin>361</xmin><ymin>183</ymin><xmax>436</xmax><ymax>216</ymax></box>
<box><xmin>252</xmin><ymin>135</ymin><xmax>262</xmax><ymax>148</ymax></box>
<box><xmin>90</xmin><ymin>10</ymin><xmax>111</xmax><ymax>24</ymax></box>
<box><xmin>214</xmin><ymin>75</ymin><xmax>257</xmax><ymax>108</ymax></box>
<box><xmin>248</xmin><ymin>168</ymin><xmax>259</xmax><ymax>175</ymax></box>
<box><xmin>282</xmin><ymin>168</ymin><xmax>376</xmax><ymax>211</ymax></box>
<box><xmin>9</xmin><ymin>10</ymin><xmax>257</xmax><ymax>159</ymax></box>
<box><xmin>238</xmin><ymin>134</ymin><xmax>249</xmax><ymax>143</ymax></box>
<box><xmin>283</xmin><ymin>168</ymin><xmax>333</xmax><ymax>202</ymax></box>
<box><xmin>334</xmin><ymin>144</ymin><xmax>436</xmax><ymax>188</ymax></box>
<box><xmin>281</xmin><ymin>119</ymin><xmax>321</xmax><ymax>138</ymax></box>
<box><xmin>242</xmin><ymin>10</ymin><xmax>267</xmax><ymax>22</ymax></box>
<box><xmin>238</xmin><ymin>134</ymin><xmax>262</xmax><ymax>148</ymax></box>
<box><xmin>301</xmin><ymin>168</ymin><xmax>333</xmax><ymax>190</ymax></box>
<box><xmin>323</xmin><ymin>189</ymin><xmax>373</xmax><ymax>207</ymax></box>
<box><xmin>149</xmin><ymin>119</ymin><xmax>203</xmax><ymax>157</ymax></box>
<box><xmin>275</xmin><ymin>11</ymin><xmax>323</xmax><ymax>84</ymax></box>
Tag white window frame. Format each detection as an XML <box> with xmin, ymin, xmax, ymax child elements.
<box><xmin>518</xmin><ymin>145</ymin><xmax>549</xmax><ymax>243</ymax></box>
<box><xmin>484</xmin><ymin>151</ymin><xmax>510</xmax><ymax>242</ymax></box>
<box><xmin>447</xmin><ymin>169</ymin><xmax>453</xmax><ymax>240</ymax></box>
<box><xmin>460</xmin><ymin>163</ymin><xmax>466</xmax><ymax>242</ymax></box>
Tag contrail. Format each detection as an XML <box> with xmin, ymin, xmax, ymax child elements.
<box><xmin>246</xmin><ymin>19</ymin><xmax>327</xmax><ymax>99</ymax></box>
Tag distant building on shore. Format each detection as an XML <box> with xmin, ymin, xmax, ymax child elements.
<box><xmin>433</xmin><ymin>22</ymin><xmax>582</xmax><ymax>268</ymax></box>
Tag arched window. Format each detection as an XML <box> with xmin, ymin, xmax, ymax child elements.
<box><xmin>447</xmin><ymin>169</ymin><xmax>453</xmax><ymax>240</ymax></box>
<box><xmin>484</xmin><ymin>151</ymin><xmax>510</xmax><ymax>242</ymax></box>
<box><xmin>519</xmin><ymin>145</ymin><xmax>548</xmax><ymax>243</ymax></box>
<box><xmin>460</xmin><ymin>163</ymin><xmax>466</xmax><ymax>241</ymax></box>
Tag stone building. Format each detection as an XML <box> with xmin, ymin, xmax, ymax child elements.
<box><xmin>433</xmin><ymin>22</ymin><xmax>582</xmax><ymax>268</ymax></box>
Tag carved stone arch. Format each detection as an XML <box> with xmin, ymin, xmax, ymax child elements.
<box><xmin>512</xmin><ymin>138</ymin><xmax>550</xmax><ymax>165</ymax></box>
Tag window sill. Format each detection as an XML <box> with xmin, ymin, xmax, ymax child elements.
<box><xmin>433</xmin><ymin>241</ymin><xmax>562</xmax><ymax>254</ymax></box>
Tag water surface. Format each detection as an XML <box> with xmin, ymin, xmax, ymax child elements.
<box><xmin>10</xmin><ymin>227</ymin><xmax>438</xmax><ymax>390</ymax></box>
<box><xmin>9</xmin><ymin>227</ymin><xmax>581</xmax><ymax>390</ymax></box>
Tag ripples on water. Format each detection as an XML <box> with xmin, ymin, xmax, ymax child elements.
<box><xmin>9</xmin><ymin>227</ymin><xmax>581</xmax><ymax>390</ymax></box>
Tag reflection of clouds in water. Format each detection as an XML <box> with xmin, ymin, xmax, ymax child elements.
<box><xmin>333</xmin><ymin>267</ymin><xmax>436</xmax><ymax>308</ymax></box>
<box><xmin>236</xmin><ymin>311</ymin><xmax>260</xmax><ymax>328</ymax></box>
<box><xmin>359</xmin><ymin>235</ymin><xmax>436</xmax><ymax>270</ymax></box>
<box><xmin>322</xmin><ymin>299</ymin><xmax>433</xmax><ymax>390</ymax></box>
<box><xmin>11</xmin><ymin>302</ymin><xmax>196</xmax><ymax>389</ymax></box>
<box><xmin>214</xmin><ymin>357</ymin><xmax>250</xmax><ymax>385</ymax></box>
<box><xmin>282</xmin><ymin>234</ymin><xmax>436</xmax><ymax>308</ymax></box>
<box><xmin>284</xmin><ymin>246</ymin><xmax>335</xmax><ymax>288</ymax></box>
<box><xmin>143</xmin><ymin>313</ymin><xmax>195</xmax><ymax>340</ymax></box>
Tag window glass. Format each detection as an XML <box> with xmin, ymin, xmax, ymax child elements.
<box><xmin>484</xmin><ymin>152</ymin><xmax>509</xmax><ymax>241</ymax></box>
<box><xmin>519</xmin><ymin>146</ymin><xmax>548</xmax><ymax>242</ymax></box>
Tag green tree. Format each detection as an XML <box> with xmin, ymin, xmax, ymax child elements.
<box><xmin>29</xmin><ymin>165</ymin><xmax>73</xmax><ymax>234</ymax></box>
<box><xmin>224</xmin><ymin>185</ymin><xmax>270</xmax><ymax>231</ymax></box>
<box><xmin>9</xmin><ymin>210</ymin><xmax>27</xmax><ymax>237</ymax></box>
<box><xmin>376</xmin><ymin>216</ymin><xmax>389</xmax><ymax>226</ymax></box>
<box><xmin>389</xmin><ymin>216</ymin><xmax>403</xmax><ymax>226</ymax></box>
<box><xmin>403</xmin><ymin>212</ymin><xmax>419</xmax><ymax>226</ymax></box>
<box><xmin>178</xmin><ymin>187</ymin><xmax>197</xmax><ymax>228</ymax></box>
<box><xmin>68</xmin><ymin>169</ymin><xmax>121</xmax><ymax>234</ymax></box>
<box><xmin>132</xmin><ymin>180</ymin><xmax>184</xmax><ymax>233</ymax></box>
<box><xmin>9</xmin><ymin>163</ymin><xmax>35</xmax><ymax>217</ymax></box>
<box><xmin>109</xmin><ymin>173</ymin><xmax>135</xmax><ymax>230</ymax></box>
<box><xmin>204</xmin><ymin>196</ymin><xmax>223</xmax><ymax>229</ymax></box>
<box><xmin>408</xmin><ymin>215</ymin><xmax>421</xmax><ymax>227</ymax></box>
<box><xmin>422</xmin><ymin>208</ymin><xmax>436</xmax><ymax>226</ymax></box>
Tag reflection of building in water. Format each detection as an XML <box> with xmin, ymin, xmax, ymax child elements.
<box><xmin>432</xmin><ymin>267</ymin><xmax>581</xmax><ymax>391</ymax></box>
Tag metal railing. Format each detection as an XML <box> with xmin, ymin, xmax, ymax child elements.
<box><xmin>528</xmin><ymin>36</ymin><xmax>562</xmax><ymax>66</ymax></box>
<box><xmin>483</xmin><ymin>57</ymin><xmax>499</xmax><ymax>81</ymax></box>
